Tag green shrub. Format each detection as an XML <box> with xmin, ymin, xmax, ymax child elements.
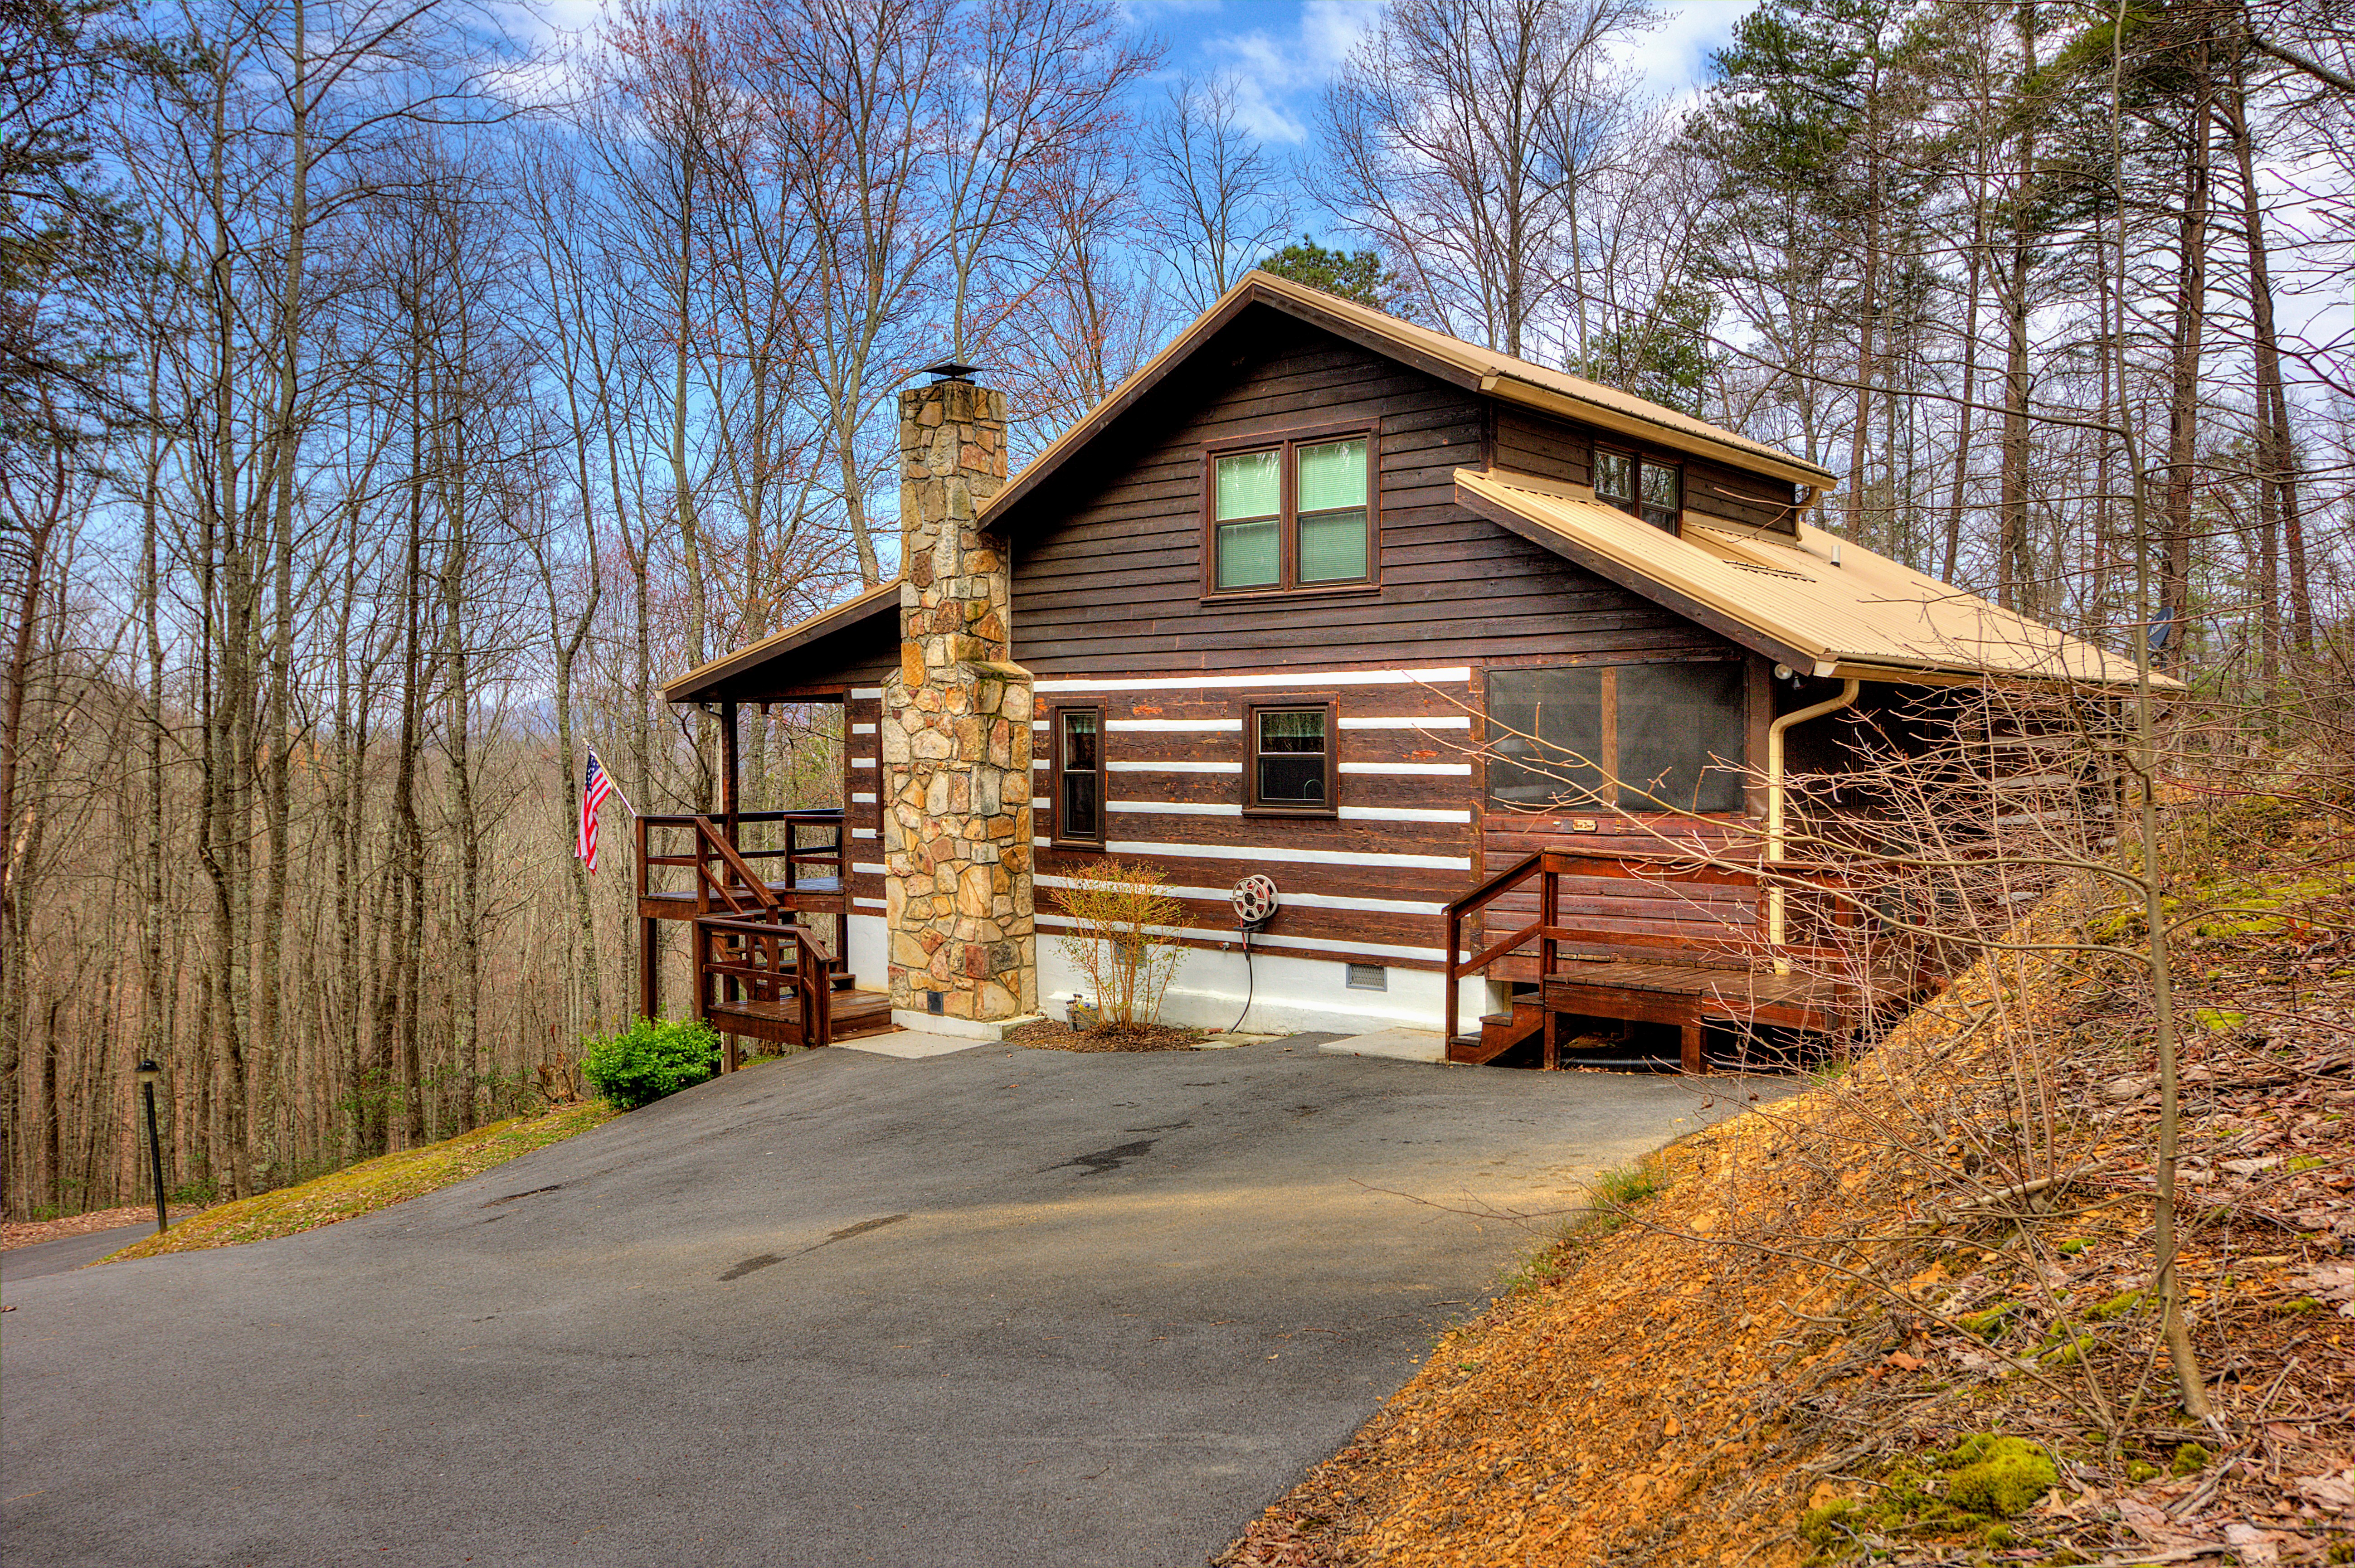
<box><xmin>581</xmin><ymin>1018</ymin><xmax>723</xmax><ymax>1110</ymax></box>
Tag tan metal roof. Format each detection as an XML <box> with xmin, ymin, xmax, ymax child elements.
<box><xmin>1455</xmin><ymin>468</ymin><xmax>2172</xmax><ymax>689</ymax></box>
<box><xmin>984</xmin><ymin>271</ymin><xmax>1836</xmax><ymax>526</ymax></box>
<box><xmin>663</xmin><ymin>578</ymin><xmax>900</xmax><ymax>704</ymax></box>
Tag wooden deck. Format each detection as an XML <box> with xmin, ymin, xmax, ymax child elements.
<box><xmin>708</xmin><ymin>990</ymin><xmax>896</xmax><ymax>1046</ymax></box>
<box><xmin>1445</xmin><ymin>850</ymin><xmax>1929</xmax><ymax>1072</ymax></box>
<box><xmin>1541</xmin><ymin>958</ymin><xmax>1915</xmax><ymax>1031</ymax></box>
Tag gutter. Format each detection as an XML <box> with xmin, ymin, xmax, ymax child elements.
<box><xmin>1765</xmin><ymin>676</ymin><xmax>1862</xmax><ymax>973</ymax></box>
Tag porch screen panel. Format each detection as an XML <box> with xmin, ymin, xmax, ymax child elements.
<box><xmin>1484</xmin><ymin>668</ymin><xmax>1605</xmax><ymax>809</ymax></box>
<box><xmin>1615</xmin><ymin>662</ymin><xmax>1744</xmax><ymax>812</ymax></box>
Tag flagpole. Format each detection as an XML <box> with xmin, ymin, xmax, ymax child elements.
<box><xmin>590</xmin><ymin>748</ymin><xmax>640</xmax><ymax>820</ymax></box>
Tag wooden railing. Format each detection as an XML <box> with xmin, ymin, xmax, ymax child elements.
<box><xmin>725</xmin><ymin>808</ymin><xmax>846</xmax><ymax>891</ymax></box>
<box><xmin>694</xmin><ymin>914</ymin><xmax>837</xmax><ymax>1056</ymax></box>
<box><xmin>635</xmin><ymin>809</ymin><xmax>846</xmax><ymax>915</ymax></box>
<box><xmin>1440</xmin><ymin>850</ymin><xmax>1882</xmax><ymax>1046</ymax></box>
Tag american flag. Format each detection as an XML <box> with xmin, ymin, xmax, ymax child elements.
<box><xmin>576</xmin><ymin>749</ymin><xmax>616</xmax><ymax>871</ymax></box>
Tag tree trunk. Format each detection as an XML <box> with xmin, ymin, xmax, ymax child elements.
<box><xmin>2159</xmin><ymin>33</ymin><xmax>2213</xmax><ymax>674</ymax></box>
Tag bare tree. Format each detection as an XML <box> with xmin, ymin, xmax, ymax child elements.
<box><xmin>1319</xmin><ymin>0</ymin><xmax>1655</xmax><ymax>360</ymax></box>
<box><xmin>1144</xmin><ymin>73</ymin><xmax>1294</xmax><ymax>314</ymax></box>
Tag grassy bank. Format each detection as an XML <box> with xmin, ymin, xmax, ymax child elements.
<box><xmin>106</xmin><ymin>1102</ymin><xmax>616</xmax><ymax>1262</ymax></box>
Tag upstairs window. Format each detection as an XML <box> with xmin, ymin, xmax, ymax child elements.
<box><xmin>1486</xmin><ymin>663</ymin><xmax>1744</xmax><ymax>815</ymax></box>
<box><xmin>1051</xmin><ymin>706</ymin><xmax>1103</xmax><ymax>845</ymax></box>
<box><xmin>1207</xmin><ymin>430</ymin><xmax>1376</xmax><ymax>594</ymax></box>
<box><xmin>1594</xmin><ymin>448</ymin><xmax>1681</xmax><ymax>532</ymax></box>
<box><xmin>1245</xmin><ymin>702</ymin><xmax>1336</xmax><ymax>816</ymax></box>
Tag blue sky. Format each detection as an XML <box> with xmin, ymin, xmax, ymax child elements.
<box><xmin>1135</xmin><ymin>0</ymin><xmax>1759</xmax><ymax>222</ymax></box>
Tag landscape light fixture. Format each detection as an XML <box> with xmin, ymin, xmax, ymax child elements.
<box><xmin>135</xmin><ymin>1059</ymin><xmax>169</xmax><ymax>1236</ymax></box>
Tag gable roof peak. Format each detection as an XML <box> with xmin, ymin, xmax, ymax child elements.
<box><xmin>982</xmin><ymin>270</ymin><xmax>1836</xmax><ymax>528</ymax></box>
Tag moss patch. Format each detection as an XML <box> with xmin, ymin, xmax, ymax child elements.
<box><xmin>1945</xmin><ymin>1436</ymin><xmax>2060</xmax><ymax>1517</ymax></box>
<box><xmin>104</xmin><ymin>1103</ymin><xmax>616</xmax><ymax>1260</ymax></box>
<box><xmin>1799</xmin><ymin>1434</ymin><xmax>2058</xmax><ymax>1558</ymax></box>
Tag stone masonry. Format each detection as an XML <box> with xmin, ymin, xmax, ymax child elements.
<box><xmin>881</xmin><ymin>377</ymin><xmax>1038</xmax><ymax>1025</ymax></box>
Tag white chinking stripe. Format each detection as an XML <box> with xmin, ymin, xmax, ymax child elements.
<box><xmin>851</xmin><ymin>828</ymin><xmax>876</xmax><ymax>840</ymax></box>
<box><xmin>851</xmin><ymin>723</ymin><xmax>876</xmax><ymax>735</ymax></box>
<box><xmin>851</xmin><ymin>687</ymin><xmax>883</xmax><ymax>699</ymax></box>
<box><xmin>854</xmin><ymin>897</ymin><xmax>886</xmax><ymax>910</ymax></box>
<box><xmin>1103</xmin><ymin>801</ymin><xmax>1470</xmax><ymax>824</ymax></box>
<box><xmin>851</xmin><ymin>757</ymin><xmax>875</xmax><ymax>769</ymax></box>
<box><xmin>1036</xmin><ymin>836</ymin><xmax>1468</xmax><ymax>870</ymax></box>
<box><xmin>1106</xmin><ymin>760</ymin><xmax>1240</xmax><ymax>773</ymax></box>
<box><xmin>1031</xmin><ymin>796</ymin><xmax>1051</xmax><ymax>808</ymax></box>
<box><xmin>1338</xmin><ymin>762</ymin><xmax>1471</xmax><ymax>776</ymax></box>
<box><xmin>852</xmin><ymin>862</ymin><xmax>886</xmax><ymax>876</ymax></box>
<box><xmin>1109</xmin><ymin>718</ymin><xmax>1241</xmax><ymax>733</ymax></box>
<box><xmin>1338</xmin><ymin>716</ymin><xmax>1472</xmax><ymax>730</ymax></box>
<box><xmin>1035</xmin><ymin>667</ymin><xmax>1471</xmax><ymax>693</ymax></box>
<box><xmin>851</xmin><ymin>792</ymin><xmax>876</xmax><ymax>803</ymax></box>
<box><xmin>1036</xmin><ymin>913</ymin><xmax>1444</xmax><ymax>964</ymax></box>
<box><xmin>1035</xmin><ymin>874</ymin><xmax>1442</xmax><ymax>916</ymax></box>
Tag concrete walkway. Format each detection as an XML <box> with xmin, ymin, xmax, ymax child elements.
<box><xmin>2</xmin><ymin>1039</ymin><xmax>1778</xmax><ymax>1568</ymax></box>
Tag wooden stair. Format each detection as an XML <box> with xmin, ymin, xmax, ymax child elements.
<box><xmin>707</xmin><ymin>989</ymin><xmax>896</xmax><ymax>1049</ymax></box>
<box><xmin>1448</xmin><ymin>996</ymin><xmax>1546</xmax><ymax>1065</ymax></box>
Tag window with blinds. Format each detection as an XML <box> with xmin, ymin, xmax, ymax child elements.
<box><xmin>1207</xmin><ymin>429</ymin><xmax>1377</xmax><ymax>594</ymax></box>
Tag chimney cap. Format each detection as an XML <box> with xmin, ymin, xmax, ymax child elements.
<box><xmin>919</xmin><ymin>360</ymin><xmax>983</xmax><ymax>383</ymax></box>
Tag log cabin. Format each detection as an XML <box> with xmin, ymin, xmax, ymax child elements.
<box><xmin>643</xmin><ymin>271</ymin><xmax>2156</xmax><ymax>1071</ymax></box>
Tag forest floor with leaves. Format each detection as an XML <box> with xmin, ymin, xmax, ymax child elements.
<box><xmin>1220</xmin><ymin>794</ymin><xmax>2354</xmax><ymax>1567</ymax></box>
<box><xmin>98</xmin><ymin>1102</ymin><xmax>616</xmax><ymax>1262</ymax></box>
<box><xmin>1</xmin><ymin>1204</ymin><xmax>211</xmax><ymax>1249</ymax></box>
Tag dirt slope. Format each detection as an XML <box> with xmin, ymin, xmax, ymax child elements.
<box><xmin>1224</xmin><ymin>802</ymin><xmax>2354</xmax><ymax>1566</ymax></box>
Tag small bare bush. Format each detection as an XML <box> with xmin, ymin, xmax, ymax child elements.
<box><xmin>1050</xmin><ymin>861</ymin><xmax>1185</xmax><ymax>1027</ymax></box>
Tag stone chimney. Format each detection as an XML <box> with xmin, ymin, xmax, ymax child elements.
<box><xmin>880</xmin><ymin>373</ymin><xmax>1039</xmax><ymax>1032</ymax></box>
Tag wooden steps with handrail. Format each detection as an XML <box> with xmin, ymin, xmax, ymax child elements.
<box><xmin>632</xmin><ymin>812</ymin><xmax>898</xmax><ymax>1060</ymax></box>
<box><xmin>1441</xmin><ymin>849</ymin><xmax>1929</xmax><ymax>1073</ymax></box>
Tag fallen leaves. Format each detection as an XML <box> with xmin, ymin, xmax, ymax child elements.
<box><xmin>1217</xmin><ymin>798</ymin><xmax>2355</xmax><ymax>1566</ymax></box>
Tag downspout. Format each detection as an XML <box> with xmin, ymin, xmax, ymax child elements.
<box><xmin>1765</xmin><ymin>676</ymin><xmax>1862</xmax><ymax>973</ymax></box>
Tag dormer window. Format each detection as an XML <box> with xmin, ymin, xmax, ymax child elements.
<box><xmin>1595</xmin><ymin>448</ymin><xmax>1680</xmax><ymax>532</ymax></box>
<box><xmin>1205</xmin><ymin>426</ymin><xmax>1378</xmax><ymax>595</ymax></box>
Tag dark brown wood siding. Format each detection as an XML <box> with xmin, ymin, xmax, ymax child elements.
<box><xmin>1030</xmin><ymin>675</ymin><xmax>1476</xmax><ymax>971</ymax></box>
<box><xmin>844</xmin><ymin>687</ymin><xmax>886</xmax><ymax>916</ymax></box>
<box><xmin>1008</xmin><ymin>307</ymin><xmax>1722</xmax><ymax>675</ymax></box>
<box><xmin>1004</xmin><ymin>306</ymin><xmax>1795</xmax><ymax>970</ymax></box>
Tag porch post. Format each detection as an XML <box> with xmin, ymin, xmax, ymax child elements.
<box><xmin>719</xmin><ymin>699</ymin><xmax>740</xmax><ymax>845</ymax></box>
<box><xmin>639</xmin><ymin>916</ymin><xmax>659</xmax><ymax>1021</ymax></box>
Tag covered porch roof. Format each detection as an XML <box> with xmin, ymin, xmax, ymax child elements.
<box><xmin>1453</xmin><ymin>468</ymin><xmax>2173</xmax><ymax>689</ymax></box>
<box><xmin>665</xmin><ymin>579</ymin><xmax>900</xmax><ymax>705</ymax></box>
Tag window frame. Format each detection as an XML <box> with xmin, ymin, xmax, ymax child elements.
<box><xmin>1592</xmin><ymin>442</ymin><xmax>1683</xmax><ymax>534</ymax></box>
<box><xmin>1048</xmin><ymin>703</ymin><xmax>1107</xmax><ymax>849</ymax></box>
<box><xmin>1241</xmin><ymin>697</ymin><xmax>1340</xmax><ymax>819</ymax></box>
<box><xmin>1200</xmin><ymin>419</ymin><xmax>1382</xmax><ymax>601</ymax></box>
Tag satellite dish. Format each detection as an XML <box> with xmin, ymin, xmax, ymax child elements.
<box><xmin>1231</xmin><ymin>874</ymin><xmax>1279</xmax><ymax>929</ymax></box>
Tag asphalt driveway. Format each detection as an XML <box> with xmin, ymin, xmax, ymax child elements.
<box><xmin>3</xmin><ymin>1037</ymin><xmax>1772</xmax><ymax>1568</ymax></box>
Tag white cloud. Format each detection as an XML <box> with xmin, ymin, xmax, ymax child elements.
<box><xmin>1197</xmin><ymin>0</ymin><xmax>1379</xmax><ymax>145</ymax></box>
<box><xmin>1621</xmin><ymin>1</ymin><xmax>1754</xmax><ymax>102</ymax></box>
